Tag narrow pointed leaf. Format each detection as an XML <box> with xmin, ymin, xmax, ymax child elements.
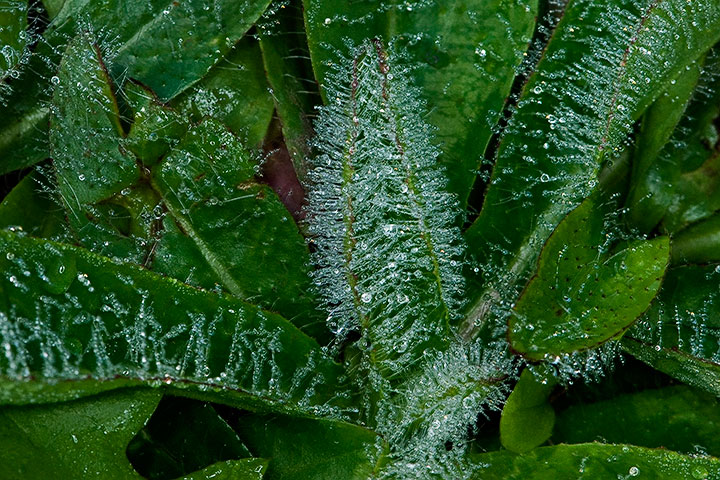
<box><xmin>259</xmin><ymin>2</ymin><xmax>318</xmax><ymax>180</ymax></box>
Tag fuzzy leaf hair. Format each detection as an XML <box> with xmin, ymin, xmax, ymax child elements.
<box><xmin>306</xmin><ymin>38</ymin><xmax>466</xmax><ymax>383</ymax></box>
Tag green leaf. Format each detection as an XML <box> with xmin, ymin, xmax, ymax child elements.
<box><xmin>171</xmin><ymin>36</ymin><xmax>274</xmax><ymax>149</ymax></box>
<box><xmin>127</xmin><ymin>396</ymin><xmax>251</xmax><ymax>480</ymax></box>
<box><xmin>671</xmin><ymin>213</ymin><xmax>720</xmax><ymax>265</ymax></box>
<box><xmin>178</xmin><ymin>458</ymin><xmax>268</xmax><ymax>480</ymax></box>
<box><xmin>500</xmin><ymin>368</ymin><xmax>556</xmax><ymax>453</ymax></box>
<box><xmin>0</xmin><ymin>0</ymin><xmax>29</xmax><ymax>90</ymax></box>
<box><xmin>463</xmin><ymin>0</ymin><xmax>720</xmax><ymax>337</ymax></box>
<box><xmin>0</xmin><ymin>230</ymin><xmax>350</xmax><ymax>417</ymax></box>
<box><xmin>553</xmin><ymin>385</ymin><xmax>720</xmax><ymax>457</ymax></box>
<box><xmin>124</xmin><ymin>81</ymin><xmax>189</xmax><ymax>166</ymax></box>
<box><xmin>627</xmin><ymin>56</ymin><xmax>705</xmax><ymax>201</ymax></box>
<box><xmin>41</xmin><ymin>0</ymin><xmax>66</xmax><ymax>19</ymax></box>
<box><xmin>0</xmin><ymin>169</ymin><xmax>66</xmax><ymax>239</ymax></box>
<box><xmin>51</xmin><ymin>33</ymin><xmax>134</xmax><ymax>203</ymax></box>
<box><xmin>151</xmin><ymin>119</ymin><xmax>322</xmax><ymax>334</ymax></box>
<box><xmin>626</xmin><ymin>47</ymin><xmax>720</xmax><ymax>234</ymax></box>
<box><xmin>306</xmin><ymin>40</ymin><xmax>465</xmax><ymax>386</ymax></box>
<box><xmin>468</xmin><ymin>443</ymin><xmax>720</xmax><ymax>479</ymax></box>
<box><xmin>50</xmin><ymin>33</ymin><xmax>147</xmax><ymax>263</ymax></box>
<box><xmin>49</xmin><ymin>39</ymin><xmax>321</xmax><ymax>332</ymax></box>
<box><xmin>259</xmin><ymin>2</ymin><xmax>318</xmax><ymax>180</ymax></box>
<box><xmin>0</xmin><ymin>0</ymin><xmax>272</xmax><ymax>175</ymax></box>
<box><xmin>49</xmin><ymin>0</ymin><xmax>272</xmax><ymax>101</ymax></box>
<box><xmin>0</xmin><ymin>61</ymin><xmax>51</xmax><ymax>174</ymax></box>
<box><xmin>509</xmin><ymin>195</ymin><xmax>669</xmax><ymax>360</ymax></box>
<box><xmin>623</xmin><ymin>264</ymin><xmax>720</xmax><ymax>397</ymax></box>
<box><xmin>0</xmin><ymin>388</ymin><xmax>161</xmax><ymax>479</ymax></box>
<box><xmin>232</xmin><ymin>413</ymin><xmax>387</xmax><ymax>480</ymax></box>
<box><xmin>303</xmin><ymin>0</ymin><xmax>538</xmax><ymax>204</ymax></box>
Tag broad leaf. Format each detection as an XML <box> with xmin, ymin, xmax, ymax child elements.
<box><xmin>172</xmin><ymin>36</ymin><xmax>275</xmax><ymax>149</ymax></box>
<box><xmin>0</xmin><ymin>388</ymin><xmax>160</xmax><ymax>479</ymax></box>
<box><xmin>128</xmin><ymin>396</ymin><xmax>251</xmax><ymax>479</ymax></box>
<box><xmin>48</xmin><ymin>36</ymin><xmax>322</xmax><ymax>333</ymax></box>
<box><xmin>469</xmin><ymin>443</ymin><xmax>720</xmax><ymax>479</ymax></box>
<box><xmin>303</xmin><ymin>0</ymin><xmax>538</xmax><ymax>204</ymax></box>
<box><xmin>464</xmin><ymin>0</ymin><xmax>720</xmax><ymax>337</ymax></box>
<box><xmin>179</xmin><ymin>459</ymin><xmax>268</xmax><ymax>480</ymax></box>
<box><xmin>623</xmin><ymin>264</ymin><xmax>720</xmax><ymax>397</ymax></box>
<box><xmin>49</xmin><ymin>0</ymin><xmax>272</xmax><ymax>101</ymax></box>
<box><xmin>151</xmin><ymin>119</ymin><xmax>322</xmax><ymax>334</ymax></box>
<box><xmin>500</xmin><ymin>368</ymin><xmax>555</xmax><ymax>453</ymax></box>
<box><xmin>553</xmin><ymin>385</ymin><xmax>720</xmax><ymax>457</ymax></box>
<box><xmin>0</xmin><ymin>230</ymin><xmax>350</xmax><ymax>417</ymax></box>
<box><xmin>232</xmin><ymin>413</ymin><xmax>387</xmax><ymax>480</ymax></box>
<box><xmin>0</xmin><ymin>0</ymin><xmax>272</xmax><ymax>174</ymax></box>
<box><xmin>50</xmin><ymin>33</ymin><xmax>147</xmax><ymax>263</ymax></box>
<box><xmin>509</xmin><ymin>195</ymin><xmax>669</xmax><ymax>359</ymax></box>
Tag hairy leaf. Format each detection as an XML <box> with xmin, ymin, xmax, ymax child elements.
<box><xmin>303</xmin><ymin>0</ymin><xmax>538</xmax><ymax>204</ymax></box>
<box><xmin>623</xmin><ymin>264</ymin><xmax>720</xmax><ymax>397</ymax></box>
<box><xmin>306</xmin><ymin>40</ymin><xmax>465</xmax><ymax>384</ymax></box>
<box><xmin>509</xmin><ymin>194</ymin><xmax>669</xmax><ymax>360</ymax></box>
<box><xmin>464</xmin><ymin>0</ymin><xmax>720</xmax><ymax>337</ymax></box>
<box><xmin>0</xmin><ymin>230</ymin><xmax>350</xmax><ymax>417</ymax></box>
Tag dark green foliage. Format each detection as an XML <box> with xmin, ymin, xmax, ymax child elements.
<box><xmin>2</xmin><ymin>0</ymin><xmax>720</xmax><ymax>477</ymax></box>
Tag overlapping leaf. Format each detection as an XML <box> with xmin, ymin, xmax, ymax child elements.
<box><xmin>509</xmin><ymin>194</ymin><xmax>669</xmax><ymax>360</ymax></box>
<box><xmin>464</xmin><ymin>0</ymin><xmax>720</xmax><ymax>337</ymax></box>
<box><xmin>303</xmin><ymin>0</ymin><xmax>538</xmax><ymax>204</ymax></box>
<box><xmin>0</xmin><ymin>230</ymin><xmax>350</xmax><ymax>417</ymax></box>
<box><xmin>623</xmin><ymin>264</ymin><xmax>720</xmax><ymax>397</ymax></box>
